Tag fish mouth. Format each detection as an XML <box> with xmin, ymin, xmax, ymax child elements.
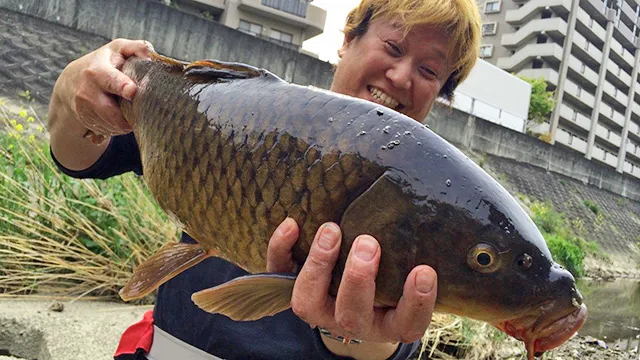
<box><xmin>367</xmin><ymin>85</ymin><xmax>404</xmax><ymax>110</ymax></box>
<box><xmin>494</xmin><ymin>303</ymin><xmax>587</xmax><ymax>360</ymax></box>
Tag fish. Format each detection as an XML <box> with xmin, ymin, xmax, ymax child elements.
<box><xmin>113</xmin><ymin>50</ymin><xmax>587</xmax><ymax>359</ymax></box>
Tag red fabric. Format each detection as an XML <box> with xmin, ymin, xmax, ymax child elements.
<box><xmin>114</xmin><ymin>309</ymin><xmax>155</xmax><ymax>356</ymax></box>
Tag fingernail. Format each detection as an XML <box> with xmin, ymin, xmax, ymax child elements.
<box><xmin>416</xmin><ymin>269</ymin><xmax>435</xmax><ymax>294</ymax></box>
<box><xmin>122</xmin><ymin>82</ymin><xmax>136</xmax><ymax>101</ymax></box>
<box><xmin>354</xmin><ymin>236</ymin><xmax>377</xmax><ymax>261</ymax></box>
<box><xmin>318</xmin><ymin>223</ymin><xmax>339</xmax><ymax>250</ymax></box>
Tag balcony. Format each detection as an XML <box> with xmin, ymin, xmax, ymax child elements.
<box><xmin>613</xmin><ymin>17</ymin><xmax>636</xmax><ymax>51</ymax></box>
<box><xmin>238</xmin><ymin>0</ymin><xmax>326</xmax><ymax>39</ymax></box>
<box><xmin>501</xmin><ymin>17</ymin><xmax>567</xmax><ymax>48</ymax></box>
<box><xmin>497</xmin><ymin>43</ymin><xmax>563</xmax><ymax>72</ymax></box>
<box><xmin>519</xmin><ymin>68</ymin><xmax>559</xmax><ymax>87</ymax></box>
<box><xmin>575</xmin><ymin>7</ymin><xmax>606</xmax><ymax>48</ymax></box>
<box><xmin>571</xmin><ymin>32</ymin><xmax>603</xmax><ymax>70</ymax></box>
<box><xmin>559</xmin><ymin>103</ymin><xmax>592</xmax><ymax>131</ymax></box>
<box><xmin>605</xmin><ymin>60</ymin><xmax>632</xmax><ymax>91</ymax></box>
<box><xmin>567</xmin><ymin>55</ymin><xmax>599</xmax><ymax>92</ymax></box>
<box><xmin>556</xmin><ymin>128</ymin><xmax>588</xmax><ymax>153</ymax></box>
<box><xmin>191</xmin><ymin>0</ymin><xmax>226</xmax><ymax>13</ymax></box>
<box><xmin>562</xmin><ymin>78</ymin><xmax>596</xmax><ymax>112</ymax></box>
<box><xmin>609</xmin><ymin>38</ymin><xmax>634</xmax><ymax>75</ymax></box>
<box><xmin>599</xmin><ymin>102</ymin><xmax>625</xmax><ymax>128</ymax></box>
<box><xmin>505</xmin><ymin>0</ymin><xmax>571</xmax><ymax>26</ymax></box>
<box><xmin>602</xmin><ymin>81</ymin><xmax>629</xmax><ymax>113</ymax></box>
<box><xmin>596</xmin><ymin>123</ymin><xmax>622</xmax><ymax>148</ymax></box>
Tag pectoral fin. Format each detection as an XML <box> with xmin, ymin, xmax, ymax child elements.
<box><xmin>120</xmin><ymin>242</ymin><xmax>215</xmax><ymax>301</ymax></box>
<box><xmin>191</xmin><ymin>273</ymin><xmax>296</xmax><ymax>321</ymax></box>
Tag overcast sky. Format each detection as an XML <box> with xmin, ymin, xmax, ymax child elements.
<box><xmin>301</xmin><ymin>0</ymin><xmax>361</xmax><ymax>64</ymax></box>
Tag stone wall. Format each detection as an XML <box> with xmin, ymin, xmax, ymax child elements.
<box><xmin>0</xmin><ymin>0</ymin><xmax>334</xmax><ymax>89</ymax></box>
<box><xmin>426</xmin><ymin>104</ymin><xmax>640</xmax><ymax>201</ymax></box>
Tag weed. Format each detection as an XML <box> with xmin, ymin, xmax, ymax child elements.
<box><xmin>583</xmin><ymin>199</ymin><xmax>600</xmax><ymax>215</ymax></box>
<box><xmin>17</xmin><ymin>90</ymin><xmax>32</xmax><ymax>102</ymax></box>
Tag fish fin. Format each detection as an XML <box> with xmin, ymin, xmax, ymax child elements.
<box><xmin>149</xmin><ymin>51</ymin><xmax>189</xmax><ymax>70</ymax></box>
<box><xmin>120</xmin><ymin>242</ymin><xmax>214</xmax><ymax>301</ymax></box>
<box><xmin>339</xmin><ymin>171</ymin><xmax>419</xmax><ymax>306</ymax></box>
<box><xmin>184</xmin><ymin>60</ymin><xmax>262</xmax><ymax>80</ymax></box>
<box><xmin>191</xmin><ymin>273</ymin><xmax>295</xmax><ymax>321</ymax></box>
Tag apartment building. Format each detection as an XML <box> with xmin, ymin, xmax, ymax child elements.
<box><xmin>169</xmin><ymin>0</ymin><xmax>326</xmax><ymax>53</ymax></box>
<box><xmin>477</xmin><ymin>0</ymin><xmax>640</xmax><ymax>180</ymax></box>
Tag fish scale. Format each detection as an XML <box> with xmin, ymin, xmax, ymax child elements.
<box><xmin>117</xmin><ymin>53</ymin><xmax>587</xmax><ymax>359</ymax></box>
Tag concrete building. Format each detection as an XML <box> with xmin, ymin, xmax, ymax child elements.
<box><xmin>169</xmin><ymin>0</ymin><xmax>326</xmax><ymax>53</ymax></box>
<box><xmin>477</xmin><ymin>0</ymin><xmax>640</xmax><ymax>180</ymax></box>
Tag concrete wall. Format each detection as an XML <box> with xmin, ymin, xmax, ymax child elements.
<box><xmin>0</xmin><ymin>0</ymin><xmax>334</xmax><ymax>88</ymax></box>
<box><xmin>426</xmin><ymin>104</ymin><xmax>640</xmax><ymax>201</ymax></box>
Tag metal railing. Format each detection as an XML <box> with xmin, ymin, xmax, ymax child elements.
<box><xmin>261</xmin><ymin>0</ymin><xmax>309</xmax><ymax>18</ymax></box>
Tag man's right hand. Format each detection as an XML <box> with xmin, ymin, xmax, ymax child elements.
<box><xmin>48</xmin><ymin>39</ymin><xmax>151</xmax><ymax>170</ymax></box>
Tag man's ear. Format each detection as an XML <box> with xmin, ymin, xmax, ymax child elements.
<box><xmin>337</xmin><ymin>33</ymin><xmax>356</xmax><ymax>59</ymax></box>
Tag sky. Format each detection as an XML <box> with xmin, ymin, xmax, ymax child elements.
<box><xmin>301</xmin><ymin>0</ymin><xmax>361</xmax><ymax>64</ymax></box>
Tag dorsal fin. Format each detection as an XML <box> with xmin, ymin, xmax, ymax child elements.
<box><xmin>150</xmin><ymin>51</ymin><xmax>188</xmax><ymax>70</ymax></box>
<box><xmin>184</xmin><ymin>60</ymin><xmax>262</xmax><ymax>81</ymax></box>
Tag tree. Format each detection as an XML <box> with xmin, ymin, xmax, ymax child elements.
<box><xmin>518</xmin><ymin>75</ymin><xmax>556</xmax><ymax>125</ymax></box>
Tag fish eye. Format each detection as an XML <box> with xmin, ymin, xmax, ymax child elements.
<box><xmin>467</xmin><ymin>243</ymin><xmax>501</xmax><ymax>273</ymax></box>
<box><xmin>517</xmin><ymin>254</ymin><xmax>533</xmax><ymax>269</ymax></box>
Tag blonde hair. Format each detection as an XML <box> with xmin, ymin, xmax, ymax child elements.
<box><xmin>344</xmin><ymin>0</ymin><xmax>482</xmax><ymax>101</ymax></box>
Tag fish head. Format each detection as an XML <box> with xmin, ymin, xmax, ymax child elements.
<box><xmin>409</xmin><ymin>162</ymin><xmax>588</xmax><ymax>357</ymax></box>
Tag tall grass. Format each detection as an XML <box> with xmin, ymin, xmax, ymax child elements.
<box><xmin>0</xmin><ymin>103</ymin><xmax>178</xmax><ymax>300</ymax></box>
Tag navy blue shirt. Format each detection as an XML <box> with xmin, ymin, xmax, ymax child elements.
<box><xmin>52</xmin><ymin>133</ymin><xmax>419</xmax><ymax>360</ymax></box>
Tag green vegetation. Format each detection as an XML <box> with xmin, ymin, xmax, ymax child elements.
<box><xmin>518</xmin><ymin>75</ymin><xmax>556</xmax><ymax>125</ymax></box>
<box><xmin>529</xmin><ymin>201</ymin><xmax>603</xmax><ymax>278</ymax></box>
<box><xmin>583</xmin><ymin>199</ymin><xmax>600</xmax><ymax>215</ymax></box>
<box><xmin>1</xmin><ymin>104</ymin><xmax>177</xmax><ymax>299</ymax></box>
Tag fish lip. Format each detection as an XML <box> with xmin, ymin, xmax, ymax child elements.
<box><xmin>494</xmin><ymin>303</ymin><xmax>587</xmax><ymax>355</ymax></box>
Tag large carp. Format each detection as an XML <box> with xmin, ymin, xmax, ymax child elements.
<box><xmin>114</xmin><ymin>51</ymin><xmax>586</xmax><ymax>359</ymax></box>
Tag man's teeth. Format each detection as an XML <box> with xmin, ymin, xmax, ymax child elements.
<box><xmin>369</xmin><ymin>87</ymin><xmax>400</xmax><ymax>108</ymax></box>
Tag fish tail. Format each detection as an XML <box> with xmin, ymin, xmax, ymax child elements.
<box><xmin>119</xmin><ymin>241</ymin><xmax>215</xmax><ymax>301</ymax></box>
<box><xmin>191</xmin><ymin>273</ymin><xmax>296</xmax><ymax>321</ymax></box>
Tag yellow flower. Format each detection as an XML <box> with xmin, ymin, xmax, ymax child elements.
<box><xmin>19</xmin><ymin>110</ymin><xmax>27</xmax><ymax>118</ymax></box>
<box><xmin>27</xmin><ymin>116</ymin><xmax>35</xmax><ymax>123</ymax></box>
<box><xmin>10</xmin><ymin>119</ymin><xmax>17</xmax><ymax>126</ymax></box>
<box><xmin>14</xmin><ymin>124</ymin><xmax>24</xmax><ymax>132</ymax></box>
<box><xmin>37</xmin><ymin>125</ymin><xmax>44</xmax><ymax>132</ymax></box>
<box><xmin>8</xmin><ymin>144</ymin><xmax>13</xmax><ymax>150</ymax></box>
<box><xmin>29</xmin><ymin>134</ymin><xmax>35</xmax><ymax>141</ymax></box>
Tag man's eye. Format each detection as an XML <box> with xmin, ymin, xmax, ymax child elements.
<box><xmin>385</xmin><ymin>41</ymin><xmax>402</xmax><ymax>56</ymax></box>
<box><xmin>420</xmin><ymin>66</ymin><xmax>437</xmax><ymax>78</ymax></box>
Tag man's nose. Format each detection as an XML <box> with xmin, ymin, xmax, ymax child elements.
<box><xmin>386</xmin><ymin>60</ymin><xmax>412</xmax><ymax>90</ymax></box>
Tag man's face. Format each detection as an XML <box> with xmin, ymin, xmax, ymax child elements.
<box><xmin>331</xmin><ymin>19</ymin><xmax>453</xmax><ymax>122</ymax></box>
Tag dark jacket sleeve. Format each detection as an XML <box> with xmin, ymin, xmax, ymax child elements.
<box><xmin>50</xmin><ymin>133</ymin><xmax>142</xmax><ymax>179</ymax></box>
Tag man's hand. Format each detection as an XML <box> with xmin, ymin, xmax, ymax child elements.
<box><xmin>48</xmin><ymin>38</ymin><xmax>152</xmax><ymax>170</ymax></box>
<box><xmin>267</xmin><ymin>218</ymin><xmax>438</xmax><ymax>359</ymax></box>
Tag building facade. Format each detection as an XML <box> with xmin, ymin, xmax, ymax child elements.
<box><xmin>477</xmin><ymin>0</ymin><xmax>640</xmax><ymax>180</ymax></box>
<box><xmin>168</xmin><ymin>0</ymin><xmax>326</xmax><ymax>54</ymax></box>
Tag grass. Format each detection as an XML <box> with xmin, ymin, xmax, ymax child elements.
<box><xmin>0</xmin><ymin>103</ymin><xmax>178</xmax><ymax>300</ymax></box>
<box><xmin>529</xmin><ymin>200</ymin><xmax>604</xmax><ymax>278</ymax></box>
<box><xmin>583</xmin><ymin>199</ymin><xmax>600</xmax><ymax>215</ymax></box>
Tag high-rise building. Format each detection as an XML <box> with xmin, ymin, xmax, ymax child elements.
<box><xmin>167</xmin><ymin>0</ymin><xmax>326</xmax><ymax>54</ymax></box>
<box><xmin>478</xmin><ymin>0</ymin><xmax>640</xmax><ymax>179</ymax></box>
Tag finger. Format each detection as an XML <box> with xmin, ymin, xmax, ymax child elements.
<box><xmin>89</xmin><ymin>62</ymin><xmax>138</xmax><ymax>101</ymax></box>
<box><xmin>334</xmin><ymin>235</ymin><xmax>379</xmax><ymax>337</ymax></box>
<box><xmin>291</xmin><ymin>222</ymin><xmax>341</xmax><ymax>327</ymax></box>
<box><xmin>95</xmin><ymin>93</ymin><xmax>132</xmax><ymax>132</ymax></box>
<box><xmin>379</xmin><ymin>265</ymin><xmax>437</xmax><ymax>343</ymax></box>
<box><xmin>111</xmin><ymin>38</ymin><xmax>153</xmax><ymax>60</ymax></box>
<box><xmin>267</xmin><ymin>217</ymin><xmax>299</xmax><ymax>273</ymax></box>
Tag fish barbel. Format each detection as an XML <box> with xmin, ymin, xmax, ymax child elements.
<box><xmin>114</xmin><ymin>50</ymin><xmax>587</xmax><ymax>359</ymax></box>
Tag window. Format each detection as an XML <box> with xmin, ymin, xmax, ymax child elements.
<box><xmin>270</xmin><ymin>29</ymin><xmax>293</xmax><ymax>44</ymax></box>
<box><xmin>479</xmin><ymin>44</ymin><xmax>493</xmax><ymax>58</ymax></box>
<box><xmin>484</xmin><ymin>1</ymin><xmax>501</xmax><ymax>13</ymax></box>
<box><xmin>482</xmin><ymin>22</ymin><xmax>497</xmax><ymax>35</ymax></box>
<box><xmin>532</xmin><ymin>59</ymin><xmax>543</xmax><ymax>68</ymax></box>
<box><xmin>238</xmin><ymin>19</ymin><xmax>263</xmax><ymax>36</ymax></box>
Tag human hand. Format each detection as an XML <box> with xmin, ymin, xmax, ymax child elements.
<box><xmin>51</xmin><ymin>38</ymin><xmax>151</xmax><ymax>142</ymax></box>
<box><xmin>267</xmin><ymin>218</ymin><xmax>438</xmax><ymax>350</ymax></box>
